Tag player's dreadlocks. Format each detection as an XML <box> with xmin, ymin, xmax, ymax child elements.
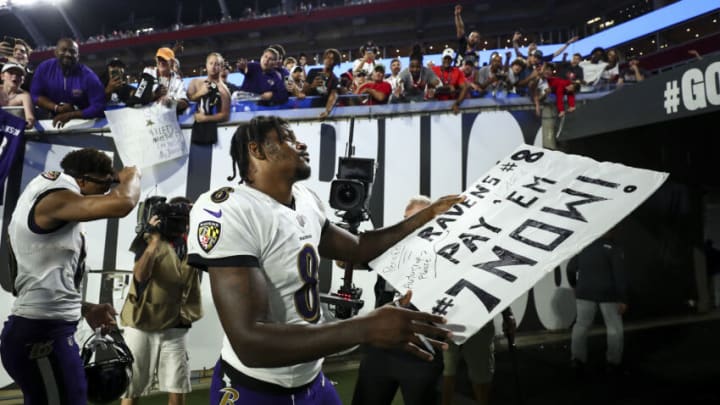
<box><xmin>228</xmin><ymin>116</ymin><xmax>291</xmax><ymax>184</ymax></box>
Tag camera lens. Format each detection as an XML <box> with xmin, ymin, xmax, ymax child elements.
<box><xmin>338</xmin><ymin>184</ymin><xmax>359</xmax><ymax>204</ymax></box>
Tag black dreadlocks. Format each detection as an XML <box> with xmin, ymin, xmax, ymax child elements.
<box><xmin>227</xmin><ymin>116</ymin><xmax>291</xmax><ymax>184</ymax></box>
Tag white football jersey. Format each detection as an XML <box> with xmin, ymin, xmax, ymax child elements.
<box><xmin>8</xmin><ymin>171</ymin><xmax>86</xmax><ymax>322</ymax></box>
<box><xmin>188</xmin><ymin>182</ymin><xmax>327</xmax><ymax>388</ymax></box>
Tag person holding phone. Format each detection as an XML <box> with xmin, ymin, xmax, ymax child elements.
<box><xmin>101</xmin><ymin>58</ymin><xmax>134</xmax><ymax>106</ymax></box>
<box><xmin>1</xmin><ymin>36</ymin><xmax>33</xmax><ymax>91</ymax></box>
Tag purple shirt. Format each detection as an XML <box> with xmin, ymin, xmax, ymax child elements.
<box><xmin>30</xmin><ymin>58</ymin><xmax>106</xmax><ymax>118</ymax></box>
<box><xmin>240</xmin><ymin>62</ymin><xmax>289</xmax><ymax>105</ymax></box>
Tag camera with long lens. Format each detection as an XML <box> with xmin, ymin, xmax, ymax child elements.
<box><xmin>134</xmin><ymin>196</ymin><xmax>190</xmax><ymax>238</ymax></box>
<box><xmin>328</xmin><ymin>157</ymin><xmax>376</xmax><ymax>223</ymax></box>
<box><xmin>321</xmin><ymin>156</ymin><xmax>377</xmax><ymax>319</ymax></box>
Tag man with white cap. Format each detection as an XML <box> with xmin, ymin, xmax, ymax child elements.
<box><xmin>1</xmin><ymin>63</ymin><xmax>34</xmax><ymax>128</ymax></box>
<box><xmin>430</xmin><ymin>48</ymin><xmax>468</xmax><ymax>114</ymax></box>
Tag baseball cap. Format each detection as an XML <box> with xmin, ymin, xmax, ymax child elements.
<box><xmin>529</xmin><ymin>49</ymin><xmax>543</xmax><ymax>59</ymax></box>
<box><xmin>106</xmin><ymin>58</ymin><xmax>126</xmax><ymax>68</ymax></box>
<box><xmin>1</xmin><ymin>63</ymin><xmax>25</xmax><ymax>75</ymax></box>
<box><xmin>156</xmin><ymin>47</ymin><xmax>175</xmax><ymax>61</ymax></box>
<box><xmin>374</xmin><ymin>64</ymin><xmax>385</xmax><ymax>73</ymax></box>
<box><xmin>442</xmin><ymin>48</ymin><xmax>455</xmax><ymax>59</ymax></box>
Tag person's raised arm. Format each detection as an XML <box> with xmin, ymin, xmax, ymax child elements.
<box><xmin>132</xmin><ymin>219</ymin><xmax>162</xmax><ymax>283</ymax></box>
<box><xmin>551</xmin><ymin>36</ymin><xmax>579</xmax><ymax>58</ymax></box>
<box><xmin>210</xmin><ymin>265</ymin><xmax>450</xmax><ymax>367</ymax></box>
<box><xmin>512</xmin><ymin>32</ymin><xmax>526</xmax><ymax>59</ymax></box>
<box><xmin>318</xmin><ymin>195</ymin><xmax>464</xmax><ymax>264</ymax></box>
<box><xmin>34</xmin><ymin>166</ymin><xmax>141</xmax><ymax>226</ymax></box>
<box><xmin>454</xmin><ymin>5</ymin><xmax>465</xmax><ymax>39</ymax></box>
<box><xmin>187</xmin><ymin>78</ymin><xmax>209</xmax><ymax>102</ymax></box>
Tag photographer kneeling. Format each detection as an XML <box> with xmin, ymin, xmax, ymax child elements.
<box><xmin>120</xmin><ymin>196</ymin><xmax>203</xmax><ymax>405</ymax></box>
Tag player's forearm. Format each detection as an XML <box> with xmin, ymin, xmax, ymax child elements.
<box><xmin>350</xmin><ymin>206</ymin><xmax>437</xmax><ymax>263</ymax></box>
<box><xmin>226</xmin><ymin>317</ymin><xmax>368</xmax><ymax>367</ymax></box>
<box><xmin>107</xmin><ymin>176</ymin><xmax>141</xmax><ymax>216</ymax></box>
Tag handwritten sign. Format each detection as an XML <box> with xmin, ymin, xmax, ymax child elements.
<box><xmin>369</xmin><ymin>146</ymin><xmax>668</xmax><ymax>343</ymax></box>
<box><xmin>106</xmin><ymin>102</ymin><xmax>189</xmax><ymax>168</ymax></box>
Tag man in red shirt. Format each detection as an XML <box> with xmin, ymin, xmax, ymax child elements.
<box><xmin>356</xmin><ymin>64</ymin><xmax>392</xmax><ymax>105</ymax></box>
<box><xmin>431</xmin><ymin>48</ymin><xmax>468</xmax><ymax>114</ymax></box>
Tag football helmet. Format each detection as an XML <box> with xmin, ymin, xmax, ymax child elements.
<box><xmin>81</xmin><ymin>328</ymin><xmax>134</xmax><ymax>404</ymax></box>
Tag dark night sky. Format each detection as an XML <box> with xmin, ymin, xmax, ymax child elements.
<box><xmin>1</xmin><ymin>0</ymin><xmax>282</xmax><ymax>47</ymax></box>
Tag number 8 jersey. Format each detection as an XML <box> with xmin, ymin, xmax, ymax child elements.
<box><xmin>187</xmin><ymin>182</ymin><xmax>328</xmax><ymax>389</ymax></box>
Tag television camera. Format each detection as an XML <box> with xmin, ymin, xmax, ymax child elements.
<box><xmin>320</xmin><ymin>118</ymin><xmax>376</xmax><ymax>319</ymax></box>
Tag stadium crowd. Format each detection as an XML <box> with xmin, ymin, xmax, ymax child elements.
<box><xmin>0</xmin><ymin>3</ymin><xmax>664</xmax><ymax>132</ymax></box>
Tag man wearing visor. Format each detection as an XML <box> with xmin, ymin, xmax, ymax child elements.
<box><xmin>142</xmin><ymin>47</ymin><xmax>189</xmax><ymax>112</ymax></box>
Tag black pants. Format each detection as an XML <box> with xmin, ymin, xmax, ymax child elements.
<box><xmin>351</xmin><ymin>345</ymin><xmax>443</xmax><ymax>405</ymax></box>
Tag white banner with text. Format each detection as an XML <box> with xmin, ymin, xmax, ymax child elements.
<box><xmin>369</xmin><ymin>145</ymin><xmax>668</xmax><ymax>343</ymax></box>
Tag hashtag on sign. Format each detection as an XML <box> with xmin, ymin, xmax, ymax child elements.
<box><xmin>663</xmin><ymin>80</ymin><xmax>681</xmax><ymax>114</ymax></box>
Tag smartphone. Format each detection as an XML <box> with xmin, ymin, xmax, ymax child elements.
<box><xmin>111</xmin><ymin>69</ymin><xmax>122</xmax><ymax>81</ymax></box>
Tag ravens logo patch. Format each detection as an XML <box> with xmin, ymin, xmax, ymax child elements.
<box><xmin>211</xmin><ymin>187</ymin><xmax>234</xmax><ymax>203</ymax></box>
<box><xmin>197</xmin><ymin>221</ymin><xmax>221</xmax><ymax>253</ymax></box>
<box><xmin>41</xmin><ymin>171</ymin><xmax>61</xmax><ymax>181</ymax></box>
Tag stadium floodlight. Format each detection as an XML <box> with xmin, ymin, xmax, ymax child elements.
<box><xmin>9</xmin><ymin>0</ymin><xmax>67</xmax><ymax>6</ymax></box>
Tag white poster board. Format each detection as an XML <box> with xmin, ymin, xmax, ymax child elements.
<box><xmin>370</xmin><ymin>145</ymin><xmax>669</xmax><ymax>343</ymax></box>
<box><xmin>106</xmin><ymin>103</ymin><xmax>189</xmax><ymax>168</ymax></box>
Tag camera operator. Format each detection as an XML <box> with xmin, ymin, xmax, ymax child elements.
<box><xmin>120</xmin><ymin>196</ymin><xmax>203</xmax><ymax>405</ymax></box>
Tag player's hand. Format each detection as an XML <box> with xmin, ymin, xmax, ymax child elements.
<box><xmin>427</xmin><ymin>194</ymin><xmax>466</xmax><ymax>217</ymax></box>
<box><xmin>617</xmin><ymin>303</ymin><xmax>627</xmax><ymax>315</ymax></box>
<box><xmin>362</xmin><ymin>290</ymin><xmax>450</xmax><ymax>360</ymax></box>
<box><xmin>84</xmin><ymin>303</ymin><xmax>117</xmax><ymax>334</ymax></box>
<box><xmin>454</xmin><ymin>4</ymin><xmax>462</xmax><ymax>15</ymax></box>
<box><xmin>116</xmin><ymin>166</ymin><xmax>141</xmax><ymax>184</ymax></box>
<box><xmin>513</xmin><ymin>31</ymin><xmax>522</xmax><ymax>42</ymax></box>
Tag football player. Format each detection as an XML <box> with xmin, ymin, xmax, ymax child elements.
<box><xmin>188</xmin><ymin>116</ymin><xmax>463</xmax><ymax>404</ymax></box>
<box><xmin>0</xmin><ymin>148</ymin><xmax>141</xmax><ymax>404</ymax></box>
